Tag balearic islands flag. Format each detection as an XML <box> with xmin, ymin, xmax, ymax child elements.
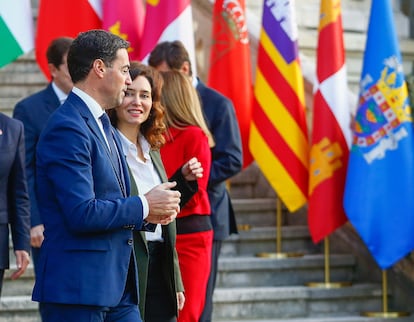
<box><xmin>0</xmin><ymin>0</ymin><xmax>34</xmax><ymax>68</ymax></box>
<box><xmin>138</xmin><ymin>0</ymin><xmax>196</xmax><ymax>76</ymax></box>
<box><xmin>208</xmin><ymin>0</ymin><xmax>253</xmax><ymax>168</ymax></box>
<box><xmin>308</xmin><ymin>0</ymin><xmax>351</xmax><ymax>243</ymax></box>
<box><xmin>249</xmin><ymin>0</ymin><xmax>309</xmax><ymax>212</ymax></box>
<box><xmin>344</xmin><ymin>0</ymin><xmax>414</xmax><ymax>269</ymax></box>
<box><xmin>102</xmin><ymin>0</ymin><xmax>145</xmax><ymax>61</ymax></box>
<box><xmin>35</xmin><ymin>0</ymin><xmax>102</xmax><ymax>79</ymax></box>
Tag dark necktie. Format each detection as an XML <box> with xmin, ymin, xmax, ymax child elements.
<box><xmin>100</xmin><ymin>113</ymin><xmax>123</xmax><ymax>181</ymax></box>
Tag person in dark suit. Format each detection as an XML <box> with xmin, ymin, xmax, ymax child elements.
<box><xmin>13</xmin><ymin>37</ymin><xmax>73</xmax><ymax>276</ymax></box>
<box><xmin>0</xmin><ymin>113</ymin><xmax>30</xmax><ymax>296</ymax></box>
<box><xmin>148</xmin><ymin>40</ymin><xmax>243</xmax><ymax>322</ymax></box>
<box><xmin>32</xmin><ymin>30</ymin><xmax>181</xmax><ymax>322</ymax></box>
<box><xmin>109</xmin><ymin>62</ymin><xmax>203</xmax><ymax>321</ymax></box>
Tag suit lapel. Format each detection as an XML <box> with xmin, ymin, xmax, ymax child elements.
<box><xmin>149</xmin><ymin>150</ymin><xmax>168</xmax><ymax>182</ymax></box>
<box><xmin>69</xmin><ymin>93</ymin><xmax>128</xmax><ymax>197</ymax></box>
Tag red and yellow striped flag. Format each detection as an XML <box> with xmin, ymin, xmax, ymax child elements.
<box><xmin>249</xmin><ymin>1</ymin><xmax>308</xmax><ymax>212</ymax></box>
<box><xmin>308</xmin><ymin>0</ymin><xmax>351</xmax><ymax>243</ymax></box>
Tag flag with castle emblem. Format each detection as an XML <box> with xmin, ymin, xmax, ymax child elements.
<box><xmin>208</xmin><ymin>0</ymin><xmax>253</xmax><ymax>168</ymax></box>
<box><xmin>308</xmin><ymin>0</ymin><xmax>351</xmax><ymax>243</ymax></box>
<box><xmin>249</xmin><ymin>0</ymin><xmax>309</xmax><ymax>212</ymax></box>
<box><xmin>0</xmin><ymin>0</ymin><xmax>34</xmax><ymax>68</ymax></box>
<box><xmin>344</xmin><ymin>0</ymin><xmax>414</xmax><ymax>269</ymax></box>
<box><xmin>138</xmin><ymin>0</ymin><xmax>196</xmax><ymax>76</ymax></box>
<box><xmin>102</xmin><ymin>0</ymin><xmax>145</xmax><ymax>61</ymax></box>
<box><xmin>35</xmin><ymin>0</ymin><xmax>101</xmax><ymax>79</ymax></box>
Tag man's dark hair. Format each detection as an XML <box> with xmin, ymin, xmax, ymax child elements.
<box><xmin>46</xmin><ymin>37</ymin><xmax>73</xmax><ymax>68</ymax></box>
<box><xmin>67</xmin><ymin>29</ymin><xmax>130</xmax><ymax>83</ymax></box>
<box><xmin>148</xmin><ymin>40</ymin><xmax>193</xmax><ymax>76</ymax></box>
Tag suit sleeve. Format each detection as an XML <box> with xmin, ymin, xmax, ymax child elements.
<box><xmin>38</xmin><ymin>117</ymin><xmax>145</xmax><ymax>233</ymax></box>
<box><xmin>13</xmin><ymin>103</ymin><xmax>42</xmax><ymax>227</ymax></box>
<box><xmin>208</xmin><ymin>97</ymin><xmax>243</xmax><ymax>185</ymax></box>
<box><xmin>8</xmin><ymin>122</ymin><xmax>30</xmax><ymax>252</ymax></box>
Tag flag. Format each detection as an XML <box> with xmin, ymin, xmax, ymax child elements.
<box><xmin>344</xmin><ymin>0</ymin><xmax>414</xmax><ymax>269</ymax></box>
<box><xmin>139</xmin><ymin>0</ymin><xmax>196</xmax><ymax>75</ymax></box>
<box><xmin>207</xmin><ymin>0</ymin><xmax>253</xmax><ymax>168</ymax></box>
<box><xmin>308</xmin><ymin>0</ymin><xmax>351</xmax><ymax>243</ymax></box>
<box><xmin>249</xmin><ymin>0</ymin><xmax>308</xmax><ymax>212</ymax></box>
<box><xmin>0</xmin><ymin>0</ymin><xmax>34</xmax><ymax>68</ymax></box>
<box><xmin>102</xmin><ymin>0</ymin><xmax>145</xmax><ymax>61</ymax></box>
<box><xmin>35</xmin><ymin>0</ymin><xmax>102</xmax><ymax>79</ymax></box>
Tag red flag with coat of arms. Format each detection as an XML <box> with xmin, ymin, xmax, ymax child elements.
<box><xmin>308</xmin><ymin>0</ymin><xmax>351</xmax><ymax>243</ymax></box>
<box><xmin>208</xmin><ymin>0</ymin><xmax>253</xmax><ymax>168</ymax></box>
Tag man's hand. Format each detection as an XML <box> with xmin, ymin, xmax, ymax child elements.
<box><xmin>145</xmin><ymin>182</ymin><xmax>181</xmax><ymax>225</ymax></box>
<box><xmin>10</xmin><ymin>250</ymin><xmax>30</xmax><ymax>280</ymax></box>
<box><xmin>30</xmin><ymin>224</ymin><xmax>44</xmax><ymax>248</ymax></box>
<box><xmin>181</xmin><ymin>157</ymin><xmax>203</xmax><ymax>181</ymax></box>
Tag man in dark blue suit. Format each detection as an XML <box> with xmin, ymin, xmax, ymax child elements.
<box><xmin>149</xmin><ymin>40</ymin><xmax>243</xmax><ymax>322</ymax></box>
<box><xmin>32</xmin><ymin>30</ymin><xmax>181</xmax><ymax>322</ymax></box>
<box><xmin>0</xmin><ymin>113</ymin><xmax>30</xmax><ymax>296</ymax></box>
<box><xmin>13</xmin><ymin>37</ymin><xmax>74</xmax><ymax>276</ymax></box>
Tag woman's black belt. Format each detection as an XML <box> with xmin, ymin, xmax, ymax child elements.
<box><xmin>176</xmin><ymin>214</ymin><xmax>213</xmax><ymax>234</ymax></box>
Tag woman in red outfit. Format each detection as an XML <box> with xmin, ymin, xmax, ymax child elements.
<box><xmin>160</xmin><ymin>70</ymin><xmax>214</xmax><ymax>322</ymax></box>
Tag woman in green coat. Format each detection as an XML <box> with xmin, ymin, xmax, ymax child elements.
<box><xmin>109</xmin><ymin>62</ymin><xmax>203</xmax><ymax>321</ymax></box>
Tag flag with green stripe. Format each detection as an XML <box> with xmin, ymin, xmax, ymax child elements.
<box><xmin>0</xmin><ymin>0</ymin><xmax>34</xmax><ymax>68</ymax></box>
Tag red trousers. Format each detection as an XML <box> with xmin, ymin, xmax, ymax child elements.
<box><xmin>176</xmin><ymin>230</ymin><xmax>213</xmax><ymax>322</ymax></box>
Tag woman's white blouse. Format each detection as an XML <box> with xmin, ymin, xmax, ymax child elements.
<box><xmin>117</xmin><ymin>130</ymin><xmax>163</xmax><ymax>242</ymax></box>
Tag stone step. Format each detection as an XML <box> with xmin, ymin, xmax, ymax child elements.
<box><xmin>211</xmin><ymin>284</ymin><xmax>389</xmax><ymax>320</ymax></box>
<box><xmin>217</xmin><ymin>254</ymin><xmax>356</xmax><ymax>288</ymax></box>
<box><xmin>232</xmin><ymin>197</ymin><xmax>309</xmax><ymax>228</ymax></box>
<box><xmin>214</xmin><ymin>316</ymin><xmax>414</xmax><ymax>322</ymax></box>
<box><xmin>232</xmin><ymin>198</ymin><xmax>278</xmax><ymax>227</ymax></box>
<box><xmin>222</xmin><ymin>226</ymin><xmax>319</xmax><ymax>257</ymax></box>
<box><xmin>0</xmin><ymin>296</ymin><xmax>40</xmax><ymax>322</ymax></box>
<box><xmin>2</xmin><ymin>267</ymin><xmax>34</xmax><ymax>297</ymax></box>
<box><xmin>6</xmin><ymin>258</ymin><xmax>355</xmax><ymax>295</ymax></box>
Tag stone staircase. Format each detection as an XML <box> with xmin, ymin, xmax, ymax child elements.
<box><xmin>205</xmin><ymin>164</ymin><xmax>414</xmax><ymax>321</ymax></box>
<box><xmin>2</xmin><ymin>164</ymin><xmax>414</xmax><ymax>321</ymax></box>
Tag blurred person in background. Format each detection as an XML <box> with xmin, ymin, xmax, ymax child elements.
<box><xmin>0</xmin><ymin>112</ymin><xmax>30</xmax><ymax>296</ymax></box>
<box><xmin>160</xmin><ymin>70</ymin><xmax>214</xmax><ymax>322</ymax></box>
<box><xmin>13</xmin><ymin>37</ymin><xmax>74</xmax><ymax>276</ymax></box>
<box><xmin>149</xmin><ymin>41</ymin><xmax>243</xmax><ymax>322</ymax></box>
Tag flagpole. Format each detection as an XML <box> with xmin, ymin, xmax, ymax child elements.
<box><xmin>256</xmin><ymin>198</ymin><xmax>302</xmax><ymax>259</ymax></box>
<box><xmin>306</xmin><ymin>237</ymin><xmax>351</xmax><ymax>288</ymax></box>
<box><xmin>361</xmin><ymin>270</ymin><xmax>409</xmax><ymax>318</ymax></box>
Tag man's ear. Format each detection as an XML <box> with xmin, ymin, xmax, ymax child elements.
<box><xmin>48</xmin><ymin>63</ymin><xmax>58</xmax><ymax>79</ymax></box>
<box><xmin>180</xmin><ymin>61</ymin><xmax>191</xmax><ymax>76</ymax></box>
<box><xmin>93</xmin><ymin>59</ymin><xmax>106</xmax><ymax>78</ymax></box>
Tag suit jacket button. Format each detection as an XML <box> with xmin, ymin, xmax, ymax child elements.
<box><xmin>127</xmin><ymin>238</ymin><xmax>133</xmax><ymax>246</ymax></box>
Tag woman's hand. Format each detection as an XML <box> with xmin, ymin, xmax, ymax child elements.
<box><xmin>181</xmin><ymin>157</ymin><xmax>203</xmax><ymax>181</ymax></box>
<box><xmin>177</xmin><ymin>291</ymin><xmax>185</xmax><ymax>310</ymax></box>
